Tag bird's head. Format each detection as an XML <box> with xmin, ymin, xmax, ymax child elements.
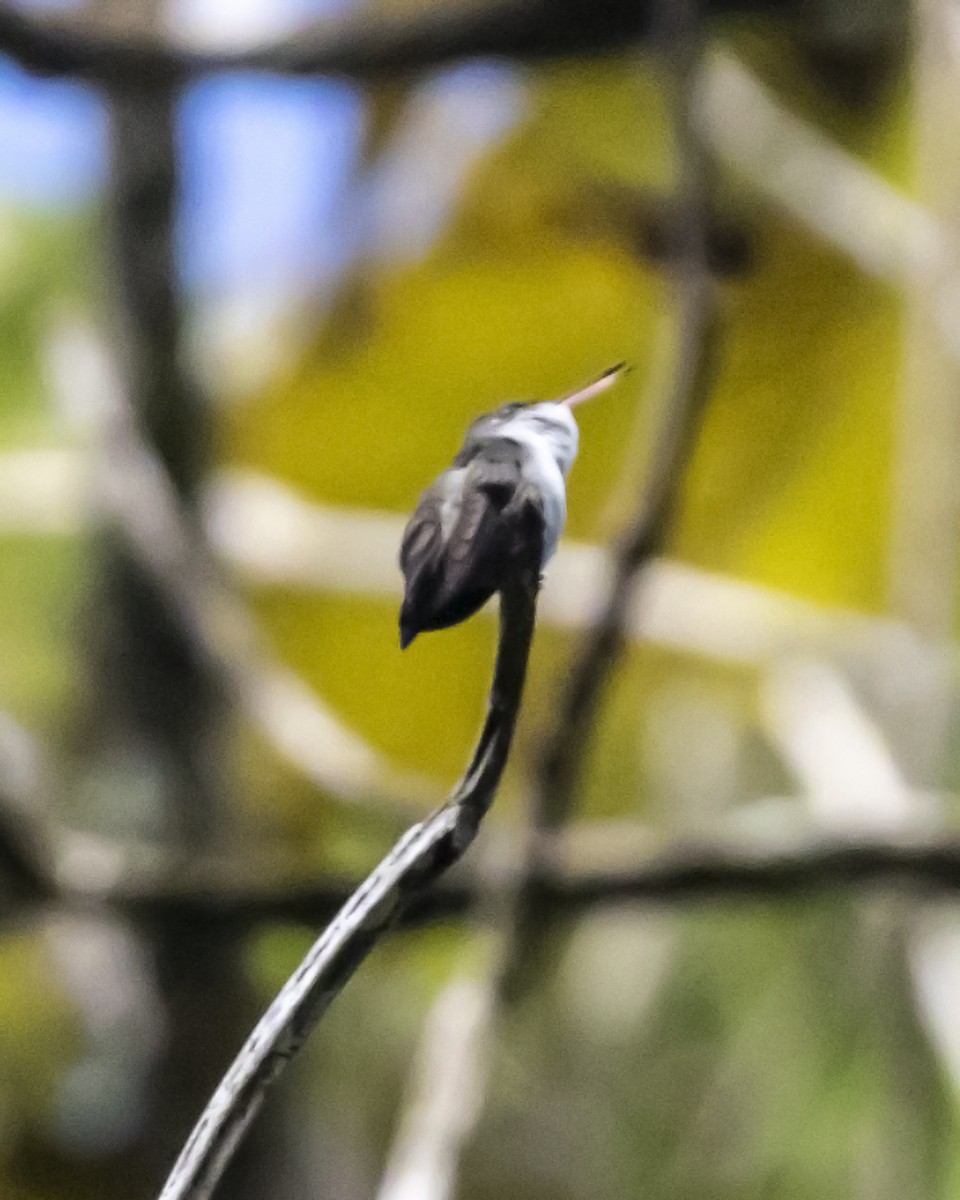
<box><xmin>483</xmin><ymin>401</ymin><xmax>580</xmax><ymax>476</ymax></box>
<box><xmin>466</xmin><ymin>363</ymin><xmax>627</xmax><ymax>478</ymax></box>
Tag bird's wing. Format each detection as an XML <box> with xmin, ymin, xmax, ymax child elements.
<box><xmin>399</xmin><ymin>483</ymin><xmax>449</xmax><ymax>646</ymax></box>
<box><xmin>399</xmin><ymin>443</ymin><xmax>540</xmax><ymax>644</ymax></box>
<box><xmin>434</xmin><ymin>448</ymin><xmax>526</xmax><ymax>607</ymax></box>
<box><xmin>399</xmin><ymin>481</ymin><xmax>447</xmax><ymax>586</ymax></box>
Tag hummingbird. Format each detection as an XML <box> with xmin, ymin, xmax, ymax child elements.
<box><xmin>399</xmin><ymin>364</ymin><xmax>627</xmax><ymax>648</ymax></box>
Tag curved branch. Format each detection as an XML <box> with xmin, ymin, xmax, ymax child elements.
<box><xmin>156</xmin><ymin>520</ymin><xmax>542</xmax><ymax>1200</ymax></box>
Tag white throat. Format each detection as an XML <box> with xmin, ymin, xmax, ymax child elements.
<box><xmin>497</xmin><ymin>402</ymin><xmax>579</xmax><ymax>563</ymax></box>
<box><xmin>496</xmin><ymin>403</ymin><xmax>579</xmax><ymax>474</ymax></box>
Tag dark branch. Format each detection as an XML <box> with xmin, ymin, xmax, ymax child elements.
<box><xmin>90</xmin><ymin>73</ymin><xmax>225</xmax><ymax>849</ymax></box>
<box><xmin>0</xmin><ymin>804</ymin><xmax>53</xmax><ymax>903</ymax></box>
<box><xmin>3</xmin><ymin>820</ymin><xmax>956</xmax><ymax>938</ymax></box>
<box><xmin>0</xmin><ymin>0</ymin><xmax>782</xmax><ymax>86</ymax></box>
<box><xmin>534</xmin><ymin>16</ymin><xmax>719</xmax><ymax>833</ymax></box>
<box><xmin>487</xmin><ymin>0</ymin><xmax>720</xmax><ymax>1010</ymax></box>
<box><xmin>548</xmin><ymin>832</ymin><xmax>960</xmax><ymax>904</ymax></box>
<box><xmin>0</xmin><ymin>0</ymin><xmax>636</xmax><ymax>83</ymax></box>
<box><xmin>156</xmin><ymin>509</ymin><xmax>542</xmax><ymax>1200</ymax></box>
<box><xmin>53</xmin><ymin>820</ymin><xmax>960</xmax><ymax>933</ymax></box>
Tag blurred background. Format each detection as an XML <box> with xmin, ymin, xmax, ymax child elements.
<box><xmin>1</xmin><ymin>0</ymin><xmax>960</xmax><ymax>1197</ymax></box>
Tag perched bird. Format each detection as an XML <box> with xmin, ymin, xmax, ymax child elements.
<box><xmin>399</xmin><ymin>364</ymin><xmax>627</xmax><ymax>648</ymax></box>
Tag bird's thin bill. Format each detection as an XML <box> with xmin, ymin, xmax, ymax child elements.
<box><xmin>559</xmin><ymin>362</ymin><xmax>629</xmax><ymax>408</ymax></box>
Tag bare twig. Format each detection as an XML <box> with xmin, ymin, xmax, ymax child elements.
<box><xmin>535</xmin><ymin>23</ymin><xmax>719</xmax><ymax>837</ymax></box>
<box><xmin>156</xmin><ymin>511</ymin><xmax>542</xmax><ymax>1200</ymax></box>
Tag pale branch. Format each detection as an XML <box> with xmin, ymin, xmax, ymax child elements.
<box><xmin>0</xmin><ymin>0</ymin><xmax>775</xmax><ymax>88</ymax></box>
<box><xmin>759</xmin><ymin>657</ymin><xmax>915</xmax><ymax>827</ymax></box>
<box><xmin>0</xmin><ymin>453</ymin><xmax>925</xmax><ymax>674</ymax></box>
<box><xmin>375</xmin><ymin>969</ymin><xmax>499</xmax><ymax>1200</ymax></box>
<box><xmin>696</xmin><ymin>51</ymin><xmax>946</xmax><ymax>289</ymax></box>
<box><xmin>156</xmin><ymin>513</ymin><xmax>542</xmax><ymax>1200</ymax></box>
<box><xmin>47</xmin><ymin>316</ymin><xmax>422</xmax><ymax>815</ymax></box>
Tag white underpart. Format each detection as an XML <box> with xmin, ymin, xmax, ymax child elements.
<box><xmin>497</xmin><ymin>402</ymin><xmax>579</xmax><ymax>564</ymax></box>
